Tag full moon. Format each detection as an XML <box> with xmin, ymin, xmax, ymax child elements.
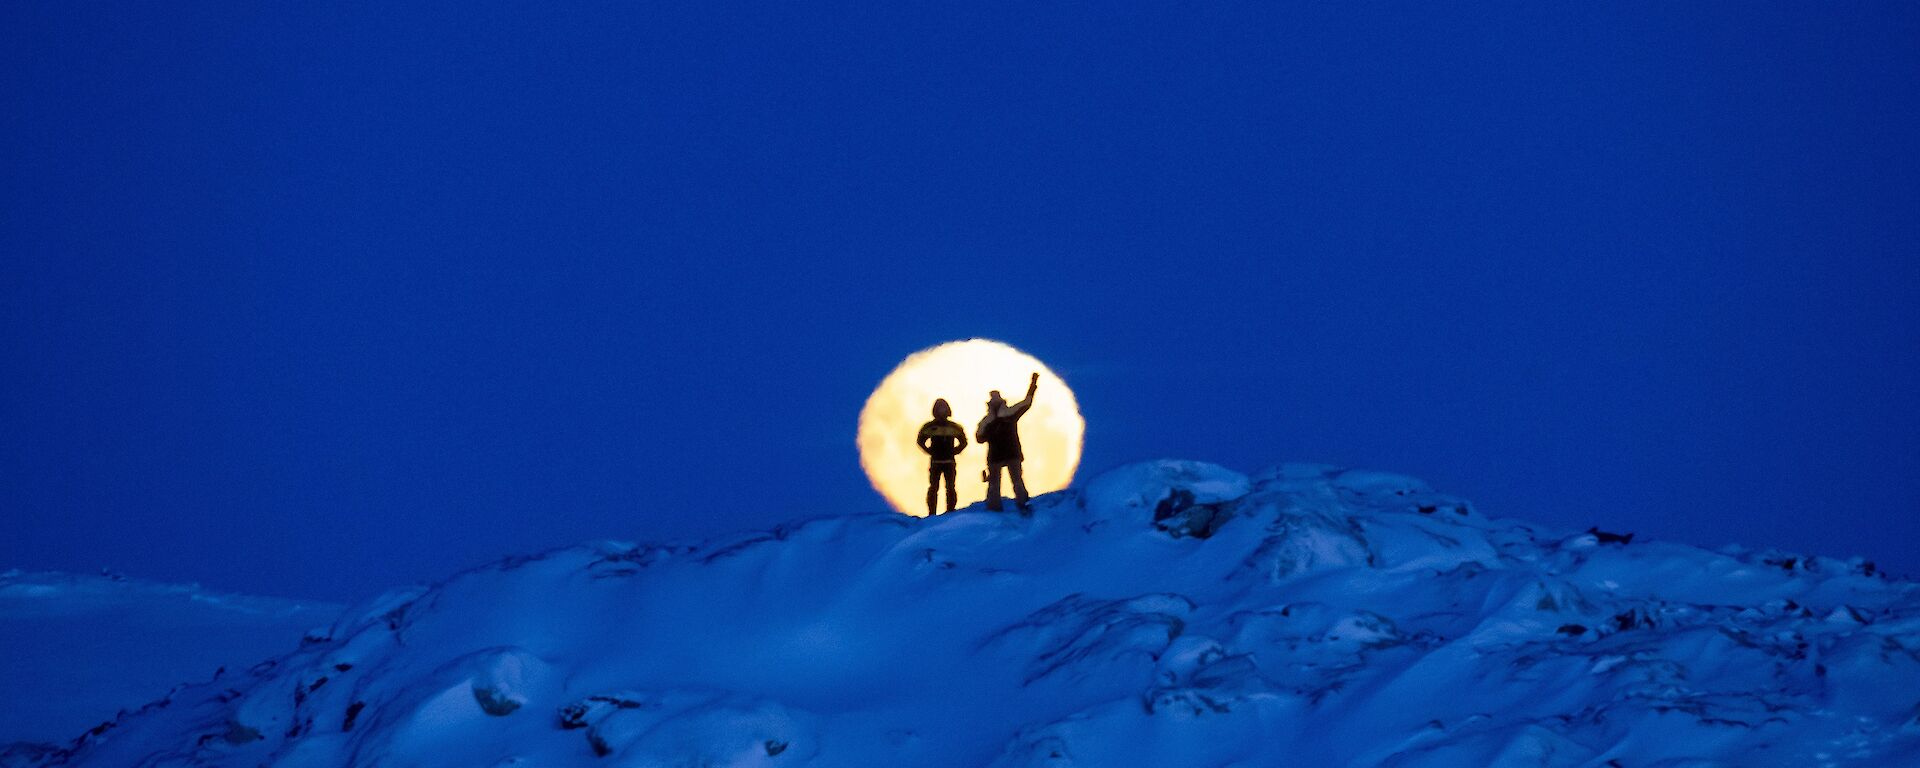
<box><xmin>857</xmin><ymin>339</ymin><xmax>1085</xmax><ymax>516</ymax></box>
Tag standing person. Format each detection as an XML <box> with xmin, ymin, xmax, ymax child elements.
<box><xmin>916</xmin><ymin>398</ymin><xmax>968</xmax><ymax>516</ymax></box>
<box><xmin>977</xmin><ymin>372</ymin><xmax>1040</xmax><ymax>512</ymax></box>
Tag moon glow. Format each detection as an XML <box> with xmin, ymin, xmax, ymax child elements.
<box><xmin>857</xmin><ymin>339</ymin><xmax>1085</xmax><ymax>516</ymax></box>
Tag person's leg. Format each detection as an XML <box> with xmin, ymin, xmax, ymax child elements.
<box><xmin>1009</xmin><ymin>461</ymin><xmax>1030</xmax><ymax>509</ymax></box>
<box><xmin>941</xmin><ymin>464</ymin><xmax>958</xmax><ymax>512</ymax></box>
<box><xmin>926</xmin><ymin>465</ymin><xmax>940</xmax><ymax>516</ymax></box>
<box><xmin>985</xmin><ymin>462</ymin><xmax>1004</xmax><ymax>511</ymax></box>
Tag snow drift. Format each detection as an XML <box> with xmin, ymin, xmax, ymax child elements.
<box><xmin>7</xmin><ymin>461</ymin><xmax>1918</xmax><ymax>767</ymax></box>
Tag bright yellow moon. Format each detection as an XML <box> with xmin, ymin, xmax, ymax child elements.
<box><xmin>857</xmin><ymin>339</ymin><xmax>1085</xmax><ymax>516</ymax></box>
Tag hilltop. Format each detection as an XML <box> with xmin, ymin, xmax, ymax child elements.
<box><xmin>8</xmin><ymin>461</ymin><xmax>1917</xmax><ymax>767</ymax></box>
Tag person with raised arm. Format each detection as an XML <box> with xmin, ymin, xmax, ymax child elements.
<box><xmin>976</xmin><ymin>372</ymin><xmax>1039</xmax><ymax>513</ymax></box>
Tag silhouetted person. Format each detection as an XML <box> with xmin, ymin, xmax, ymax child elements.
<box><xmin>917</xmin><ymin>398</ymin><xmax>968</xmax><ymax>515</ymax></box>
<box><xmin>977</xmin><ymin>372</ymin><xmax>1039</xmax><ymax>513</ymax></box>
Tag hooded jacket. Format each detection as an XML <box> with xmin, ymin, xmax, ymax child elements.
<box><xmin>917</xmin><ymin>419</ymin><xmax>968</xmax><ymax>463</ymax></box>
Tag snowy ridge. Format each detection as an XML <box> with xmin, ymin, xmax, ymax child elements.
<box><xmin>9</xmin><ymin>461</ymin><xmax>1918</xmax><ymax>767</ymax></box>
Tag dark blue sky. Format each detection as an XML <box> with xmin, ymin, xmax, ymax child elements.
<box><xmin>5</xmin><ymin>3</ymin><xmax>1917</xmax><ymax>601</ymax></box>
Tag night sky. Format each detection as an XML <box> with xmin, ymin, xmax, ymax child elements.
<box><xmin>5</xmin><ymin>3</ymin><xmax>1917</xmax><ymax>602</ymax></box>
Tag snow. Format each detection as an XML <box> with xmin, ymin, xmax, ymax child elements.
<box><xmin>0</xmin><ymin>571</ymin><xmax>340</xmax><ymax>747</ymax></box>
<box><xmin>6</xmin><ymin>460</ymin><xmax>1918</xmax><ymax>767</ymax></box>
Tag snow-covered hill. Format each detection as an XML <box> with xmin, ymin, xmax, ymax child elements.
<box><xmin>8</xmin><ymin>461</ymin><xmax>1918</xmax><ymax>767</ymax></box>
<box><xmin>0</xmin><ymin>571</ymin><xmax>339</xmax><ymax>748</ymax></box>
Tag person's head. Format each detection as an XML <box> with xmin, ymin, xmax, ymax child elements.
<box><xmin>987</xmin><ymin>390</ymin><xmax>1005</xmax><ymax>409</ymax></box>
<box><xmin>931</xmin><ymin>398</ymin><xmax>952</xmax><ymax>419</ymax></box>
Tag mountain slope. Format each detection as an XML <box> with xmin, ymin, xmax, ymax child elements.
<box><xmin>10</xmin><ymin>461</ymin><xmax>1918</xmax><ymax>767</ymax></box>
<box><xmin>0</xmin><ymin>571</ymin><xmax>340</xmax><ymax>748</ymax></box>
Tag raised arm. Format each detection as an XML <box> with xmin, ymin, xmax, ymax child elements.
<box><xmin>1005</xmin><ymin>372</ymin><xmax>1039</xmax><ymax>416</ymax></box>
